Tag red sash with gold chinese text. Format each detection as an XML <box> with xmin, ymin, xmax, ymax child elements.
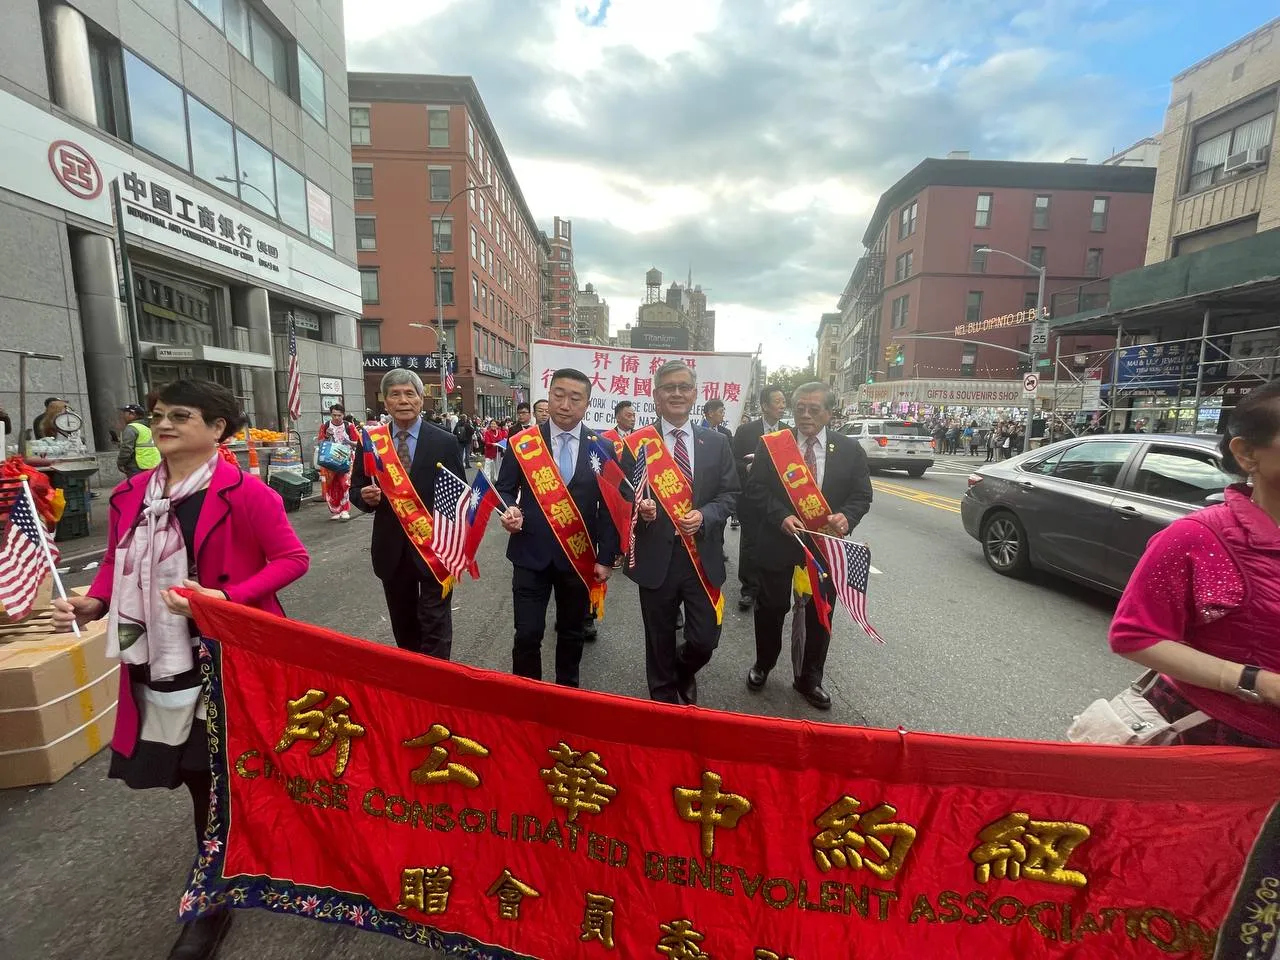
<box><xmin>761</xmin><ymin>429</ymin><xmax>832</xmax><ymax>531</ymax></box>
<box><xmin>625</xmin><ymin>425</ymin><xmax>724</xmax><ymax>625</ymax></box>
<box><xmin>601</xmin><ymin>428</ymin><xmax>625</xmax><ymax>459</ymax></box>
<box><xmin>365</xmin><ymin>424</ymin><xmax>454</xmax><ymax>595</ymax></box>
<box><xmin>508</xmin><ymin>426</ymin><xmax>605</xmax><ymax>616</ymax></box>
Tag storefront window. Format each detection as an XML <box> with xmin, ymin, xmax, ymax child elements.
<box><xmin>124</xmin><ymin>51</ymin><xmax>190</xmax><ymax>169</ymax></box>
<box><xmin>275</xmin><ymin>158</ymin><xmax>308</xmax><ymax>234</ymax></box>
<box><xmin>234</xmin><ymin>129</ymin><xmax>277</xmax><ymax>217</ymax></box>
<box><xmin>187</xmin><ymin>95</ymin><xmax>236</xmax><ymax>194</ymax></box>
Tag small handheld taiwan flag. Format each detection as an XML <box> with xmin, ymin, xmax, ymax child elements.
<box><xmin>0</xmin><ymin>492</ymin><xmax>59</xmax><ymax>621</ymax></box>
<box><xmin>587</xmin><ymin>436</ymin><xmax>634</xmax><ymax>554</ymax></box>
<box><xmin>359</xmin><ymin>427</ymin><xmax>384</xmax><ymax>479</ymax></box>
<box><xmin>460</xmin><ymin>471</ymin><xmax>503</xmax><ymax>578</ymax></box>
<box><xmin>814</xmin><ymin>535</ymin><xmax>885</xmax><ymax>644</ymax></box>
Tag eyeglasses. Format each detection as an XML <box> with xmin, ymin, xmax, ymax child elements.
<box><xmin>656</xmin><ymin>382</ymin><xmax>696</xmax><ymax>395</ymax></box>
<box><xmin>149</xmin><ymin>409</ymin><xmax>198</xmax><ymax>426</ymax></box>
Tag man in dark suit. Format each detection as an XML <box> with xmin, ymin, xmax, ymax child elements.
<box><xmin>353</xmin><ymin>368</ymin><xmax>467</xmax><ymax>659</ymax></box>
<box><xmin>745</xmin><ymin>381</ymin><xmax>873</xmax><ymax>710</ymax></box>
<box><xmin>629</xmin><ymin>360</ymin><xmax>739</xmax><ymax>705</ymax></box>
<box><xmin>496</xmin><ymin>368</ymin><xmax>621</xmax><ymax>687</ymax></box>
<box><xmin>731</xmin><ymin>385</ymin><xmax>789</xmax><ymax>609</ymax></box>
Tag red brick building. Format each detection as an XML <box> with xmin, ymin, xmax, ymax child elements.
<box><xmin>838</xmin><ymin>159</ymin><xmax>1156</xmax><ymax>406</ymax></box>
<box><xmin>545</xmin><ymin>216</ymin><xmax>577</xmax><ymax>341</ymax></box>
<box><xmin>349</xmin><ymin>73</ymin><xmax>542</xmax><ymax>418</ymax></box>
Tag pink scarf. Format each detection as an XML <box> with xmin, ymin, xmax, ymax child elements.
<box><xmin>107</xmin><ymin>453</ymin><xmax>219</xmax><ymax>680</ymax></box>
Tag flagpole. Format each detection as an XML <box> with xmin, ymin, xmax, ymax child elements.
<box><xmin>20</xmin><ymin>480</ymin><xmax>78</xmax><ymax>637</ymax></box>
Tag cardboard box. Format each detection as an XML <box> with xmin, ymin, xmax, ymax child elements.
<box><xmin>0</xmin><ymin>579</ymin><xmax>52</xmax><ymax>625</ymax></box>
<box><xmin>0</xmin><ymin>618</ymin><xmax>118</xmax><ymax>788</ymax></box>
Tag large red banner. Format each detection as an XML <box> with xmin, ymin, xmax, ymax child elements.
<box><xmin>182</xmin><ymin>596</ymin><xmax>1280</xmax><ymax>959</ymax></box>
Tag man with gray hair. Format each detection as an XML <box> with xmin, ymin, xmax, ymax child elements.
<box><xmin>628</xmin><ymin>360</ymin><xmax>740</xmax><ymax>705</ymax></box>
<box><xmin>351</xmin><ymin>368</ymin><xmax>467</xmax><ymax>659</ymax></box>
<box><xmin>744</xmin><ymin>381</ymin><xmax>872</xmax><ymax>710</ymax></box>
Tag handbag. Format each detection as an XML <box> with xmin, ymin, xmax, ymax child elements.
<box><xmin>317</xmin><ymin>440</ymin><xmax>352</xmax><ymax>474</ymax></box>
<box><xmin>1067</xmin><ymin>671</ymin><xmax>1210</xmax><ymax>746</ymax></box>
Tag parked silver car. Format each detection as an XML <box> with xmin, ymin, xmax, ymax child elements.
<box><xmin>840</xmin><ymin>419</ymin><xmax>935</xmax><ymax>477</ymax></box>
<box><xmin>960</xmin><ymin>433</ymin><xmax>1233</xmax><ymax>595</ymax></box>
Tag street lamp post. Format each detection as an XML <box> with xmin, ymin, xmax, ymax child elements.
<box><xmin>976</xmin><ymin>247</ymin><xmax>1046</xmax><ymax>450</ymax></box>
<box><xmin>434</xmin><ymin>183</ymin><xmax>494</xmax><ymax>412</ymax></box>
<box><xmin>216</xmin><ymin>175</ymin><xmax>278</xmax><ymax>215</ymax></box>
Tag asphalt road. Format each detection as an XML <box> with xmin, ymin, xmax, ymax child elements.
<box><xmin>0</xmin><ymin>458</ymin><xmax>1135</xmax><ymax>960</ymax></box>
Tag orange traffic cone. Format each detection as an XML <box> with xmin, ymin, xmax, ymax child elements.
<box><xmin>246</xmin><ymin>432</ymin><xmax>261</xmax><ymax>477</ymax></box>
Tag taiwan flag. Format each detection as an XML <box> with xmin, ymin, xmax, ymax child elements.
<box><xmin>587</xmin><ymin>435</ymin><xmax>635</xmax><ymax>555</ymax></box>
<box><xmin>461</xmin><ymin>471</ymin><xmax>503</xmax><ymax>578</ymax></box>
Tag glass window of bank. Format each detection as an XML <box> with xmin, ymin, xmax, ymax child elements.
<box><xmin>272</xmin><ymin>307</ymin><xmax>325</xmax><ymax>342</ymax></box>
<box><xmin>133</xmin><ymin>267</ymin><xmax>218</xmax><ymax>348</ymax></box>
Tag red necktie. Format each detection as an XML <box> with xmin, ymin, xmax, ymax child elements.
<box><xmin>672</xmin><ymin>429</ymin><xmax>692</xmax><ymax>481</ymax></box>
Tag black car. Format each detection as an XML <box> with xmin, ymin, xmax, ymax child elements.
<box><xmin>960</xmin><ymin>433</ymin><xmax>1234</xmax><ymax>595</ymax></box>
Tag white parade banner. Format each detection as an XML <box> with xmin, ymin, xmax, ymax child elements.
<box><xmin>529</xmin><ymin>339</ymin><xmax>755</xmax><ymax>431</ymax></box>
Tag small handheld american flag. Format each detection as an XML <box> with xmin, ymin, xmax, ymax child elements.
<box><xmin>286</xmin><ymin>316</ymin><xmax>302</xmax><ymax>421</ymax></box>
<box><xmin>814</xmin><ymin>534</ymin><xmax>885</xmax><ymax>644</ymax></box>
<box><xmin>627</xmin><ymin>441</ymin><xmax>649</xmax><ymax>568</ymax></box>
<box><xmin>0</xmin><ymin>490</ymin><xmax>60</xmax><ymax>621</ymax></box>
<box><xmin>431</xmin><ymin>464</ymin><xmax>473</xmax><ymax>579</ymax></box>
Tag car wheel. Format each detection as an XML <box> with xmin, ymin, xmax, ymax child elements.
<box><xmin>906</xmin><ymin>466</ymin><xmax>926</xmax><ymax>478</ymax></box>
<box><xmin>982</xmin><ymin>510</ymin><xmax>1031</xmax><ymax>577</ymax></box>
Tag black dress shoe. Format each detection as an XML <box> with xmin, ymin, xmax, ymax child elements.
<box><xmin>169</xmin><ymin>909</ymin><xmax>233</xmax><ymax>960</ymax></box>
<box><xmin>677</xmin><ymin>673</ymin><xmax>698</xmax><ymax>705</ymax></box>
<box><xmin>793</xmin><ymin>681</ymin><xmax>832</xmax><ymax>710</ymax></box>
<box><xmin>746</xmin><ymin>666</ymin><xmax>768</xmax><ymax>691</ymax></box>
<box><xmin>730</xmin><ymin>518</ymin><xmax>740</xmax><ymax>529</ymax></box>
<box><xmin>737</xmin><ymin>593</ymin><xmax>754</xmax><ymax>612</ymax></box>
<box><xmin>583</xmin><ymin>619</ymin><xmax>598</xmax><ymax>643</ymax></box>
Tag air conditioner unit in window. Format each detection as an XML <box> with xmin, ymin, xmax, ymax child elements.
<box><xmin>1224</xmin><ymin>146</ymin><xmax>1269</xmax><ymax>174</ymax></box>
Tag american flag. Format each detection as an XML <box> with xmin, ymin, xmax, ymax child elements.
<box><xmin>286</xmin><ymin>316</ymin><xmax>302</xmax><ymax>421</ymax></box>
<box><xmin>627</xmin><ymin>441</ymin><xmax>649</xmax><ymax>568</ymax></box>
<box><xmin>431</xmin><ymin>465</ymin><xmax>473</xmax><ymax>579</ymax></box>
<box><xmin>0</xmin><ymin>492</ymin><xmax>58</xmax><ymax>621</ymax></box>
<box><xmin>444</xmin><ymin>358</ymin><xmax>456</xmax><ymax>394</ymax></box>
<box><xmin>814</xmin><ymin>534</ymin><xmax>885</xmax><ymax>644</ymax></box>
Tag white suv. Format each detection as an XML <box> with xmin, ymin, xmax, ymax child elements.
<box><xmin>841</xmin><ymin>419</ymin><xmax>935</xmax><ymax>477</ymax></box>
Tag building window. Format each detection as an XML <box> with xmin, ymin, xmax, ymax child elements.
<box><xmin>894</xmin><ymin>251</ymin><xmax>913</xmax><ymax>282</ymax></box>
<box><xmin>87</xmin><ymin>30</ymin><xmax>127</xmax><ymax>137</ymax></box>
<box><xmin>186</xmin><ymin>94</ymin><xmax>235</xmax><ymax>194</ymax></box>
<box><xmin>306</xmin><ymin>181</ymin><xmax>333</xmax><ymax>248</ymax></box>
<box><xmin>356</xmin><ymin>216</ymin><xmax>377</xmax><ymax>251</ymax></box>
<box><xmin>971</xmin><ymin>245</ymin><xmax>988</xmax><ymax>272</ymax></box>
<box><xmin>360</xmin><ymin>269</ymin><xmax>379</xmax><ymax>304</ymax></box>
<box><xmin>965</xmin><ymin>291</ymin><xmax>983</xmax><ymax>323</ymax></box>
<box><xmin>249</xmin><ymin>7</ymin><xmax>288</xmax><ymax>87</ymax></box>
<box><xmin>297</xmin><ymin>47</ymin><xmax>325</xmax><ymax>125</ymax></box>
<box><xmin>185</xmin><ymin>0</ymin><xmax>223</xmax><ymax>28</ymax></box>
<box><xmin>233</xmin><ymin>129</ymin><xmax>276</xmax><ymax>216</ymax></box>
<box><xmin>1188</xmin><ymin>112</ymin><xmax>1275</xmax><ymax>191</ymax></box>
<box><xmin>429</xmin><ymin>167</ymin><xmax>451</xmax><ymax>201</ymax></box>
<box><xmin>466</xmin><ymin>119</ymin><xmax>475</xmax><ymax>159</ymax></box>
<box><xmin>481</xmin><ymin>283</ymin><xmax>489</xmax><ymax>317</ymax></box>
<box><xmin>472</xmin><ymin>273</ymin><xmax>480</xmax><ymax>306</ymax></box>
<box><xmin>353</xmin><ymin>165</ymin><xmax>373</xmax><ymax>198</ymax></box>
<box><xmin>435</xmin><ymin>269</ymin><xmax>455</xmax><ymax>305</ymax></box>
<box><xmin>975</xmin><ymin>192</ymin><xmax>992</xmax><ymax>228</ymax></box>
<box><xmin>1029</xmin><ymin>246</ymin><xmax>1046</xmax><ymax>270</ymax></box>
<box><xmin>427</xmin><ymin>108</ymin><xmax>450</xmax><ymax>147</ymax></box>
<box><xmin>1024</xmin><ymin>291</ymin><xmax>1039</xmax><ymax>311</ymax></box>
<box><xmin>898</xmin><ymin>200</ymin><xmax>918</xmax><ymax>240</ymax></box>
<box><xmin>1091</xmin><ymin>196</ymin><xmax>1109</xmax><ymax>232</ymax></box>
<box><xmin>123</xmin><ymin>51</ymin><xmax>190</xmax><ymax>170</ymax></box>
<box><xmin>349</xmin><ymin>106</ymin><xmax>371</xmax><ymax>144</ymax></box>
<box><xmin>1085</xmin><ymin>247</ymin><xmax>1103</xmax><ymax>277</ymax></box>
<box><xmin>224</xmin><ymin>0</ymin><xmax>249</xmax><ymax>56</ymax></box>
<box><xmin>1032</xmin><ymin>195</ymin><xmax>1050</xmax><ymax>229</ymax></box>
<box><xmin>274</xmin><ymin>158</ymin><xmax>308</xmax><ymax>234</ymax></box>
<box><xmin>470</xmin><ymin>226</ymin><xmax>478</xmax><ymax>258</ymax></box>
<box><xmin>891</xmin><ymin>294</ymin><xmax>910</xmax><ymax>329</ymax></box>
<box><xmin>359</xmin><ymin>321</ymin><xmax>381</xmax><ymax>353</ymax></box>
<box><xmin>432</xmin><ymin>217</ymin><xmax>453</xmax><ymax>252</ymax></box>
<box><xmin>961</xmin><ymin>346</ymin><xmax>977</xmax><ymax>378</ymax></box>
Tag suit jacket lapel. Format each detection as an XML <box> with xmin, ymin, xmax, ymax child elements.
<box><xmin>821</xmin><ymin>432</ymin><xmax>842</xmax><ymax>497</ymax></box>
<box><xmin>691</xmin><ymin>425</ymin><xmax>711</xmax><ymax>498</ymax></box>
<box><xmin>409</xmin><ymin>420</ymin><xmax>431</xmax><ymax>478</ymax></box>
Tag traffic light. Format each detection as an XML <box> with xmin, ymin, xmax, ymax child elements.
<box><xmin>895</xmin><ymin>344</ymin><xmax>905</xmax><ymax>365</ymax></box>
<box><xmin>884</xmin><ymin>343</ymin><xmax>898</xmax><ymax>366</ymax></box>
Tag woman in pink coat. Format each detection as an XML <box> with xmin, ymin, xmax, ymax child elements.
<box><xmin>53</xmin><ymin>379</ymin><xmax>309</xmax><ymax>960</ymax></box>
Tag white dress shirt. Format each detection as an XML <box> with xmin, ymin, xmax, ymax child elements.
<box><xmin>659</xmin><ymin>417</ymin><xmax>695</xmax><ymax>477</ymax></box>
<box><xmin>551</xmin><ymin>421</ymin><xmax>583</xmax><ymax>479</ymax></box>
<box><xmin>799</xmin><ymin>427</ymin><xmax>827</xmax><ymax>487</ymax></box>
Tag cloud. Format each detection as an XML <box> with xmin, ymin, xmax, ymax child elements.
<box><xmin>348</xmin><ymin>0</ymin><xmax>1167</xmax><ymax>366</ymax></box>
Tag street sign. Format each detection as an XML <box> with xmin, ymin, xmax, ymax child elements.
<box><xmin>1037</xmin><ymin>358</ymin><xmax>1052</xmax><ymax>368</ymax></box>
<box><xmin>1030</xmin><ymin>319</ymin><xmax>1050</xmax><ymax>349</ymax></box>
<box><xmin>1022</xmin><ymin>373</ymin><xmax>1039</xmax><ymax>397</ymax></box>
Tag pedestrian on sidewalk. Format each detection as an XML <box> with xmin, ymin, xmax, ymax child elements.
<box><xmin>316</xmin><ymin>403</ymin><xmax>359</xmax><ymax>520</ymax></box>
<box><xmin>482</xmin><ymin>418</ymin><xmax>506</xmax><ymax>482</ymax></box>
<box><xmin>116</xmin><ymin>403</ymin><xmax>161</xmax><ymax>477</ymax></box>
<box><xmin>453</xmin><ymin>414</ymin><xmax>475</xmax><ymax>467</ymax></box>
<box><xmin>51</xmin><ymin>378</ymin><xmax>309</xmax><ymax>960</ymax></box>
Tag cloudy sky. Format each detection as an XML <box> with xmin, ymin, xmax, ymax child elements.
<box><xmin>346</xmin><ymin>0</ymin><xmax>1274</xmax><ymax>367</ymax></box>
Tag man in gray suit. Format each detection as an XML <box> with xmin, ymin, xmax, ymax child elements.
<box><xmin>628</xmin><ymin>361</ymin><xmax>739</xmax><ymax>705</ymax></box>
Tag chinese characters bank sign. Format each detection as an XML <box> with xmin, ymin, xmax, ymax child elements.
<box><xmin>530</xmin><ymin>339</ymin><xmax>754</xmax><ymax>430</ymax></box>
<box><xmin>185</xmin><ymin>597</ymin><xmax>1280</xmax><ymax>960</ymax></box>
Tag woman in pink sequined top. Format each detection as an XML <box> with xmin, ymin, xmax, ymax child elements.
<box><xmin>1110</xmin><ymin>381</ymin><xmax>1280</xmax><ymax>747</ymax></box>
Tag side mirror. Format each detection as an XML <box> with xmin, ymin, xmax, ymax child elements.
<box><xmin>1204</xmin><ymin>490</ymin><xmax>1227</xmax><ymax>505</ymax></box>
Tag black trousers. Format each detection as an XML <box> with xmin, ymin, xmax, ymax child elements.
<box><xmin>512</xmin><ymin>563</ymin><xmax>588</xmax><ymax>686</ymax></box>
<box><xmin>737</xmin><ymin>514</ymin><xmax>760</xmax><ymax>596</ymax></box>
<box><xmin>639</xmin><ymin>542</ymin><xmax>721</xmax><ymax>703</ymax></box>
<box><xmin>753</xmin><ymin>565</ymin><xmax>833</xmax><ymax>690</ymax></box>
<box><xmin>380</xmin><ymin>554</ymin><xmax>453</xmax><ymax>659</ymax></box>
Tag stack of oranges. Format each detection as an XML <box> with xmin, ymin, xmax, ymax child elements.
<box><xmin>232</xmin><ymin>427</ymin><xmax>288</xmax><ymax>444</ymax></box>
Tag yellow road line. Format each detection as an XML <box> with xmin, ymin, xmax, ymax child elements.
<box><xmin>871</xmin><ymin>479</ymin><xmax>962</xmax><ymax>513</ymax></box>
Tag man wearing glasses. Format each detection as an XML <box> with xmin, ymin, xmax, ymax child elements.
<box><xmin>627</xmin><ymin>360</ymin><xmax>739</xmax><ymax>704</ymax></box>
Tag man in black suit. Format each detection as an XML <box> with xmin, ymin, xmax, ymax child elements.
<box><xmin>746</xmin><ymin>381</ymin><xmax>872</xmax><ymax>710</ymax></box>
<box><xmin>353</xmin><ymin>368</ymin><xmax>467</xmax><ymax>659</ymax></box>
<box><xmin>629</xmin><ymin>360</ymin><xmax>739</xmax><ymax>705</ymax></box>
<box><xmin>731</xmin><ymin>385</ymin><xmax>789</xmax><ymax>609</ymax></box>
<box><xmin>496</xmin><ymin>368</ymin><xmax>621</xmax><ymax>687</ymax></box>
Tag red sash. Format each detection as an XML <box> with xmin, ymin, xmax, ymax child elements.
<box><xmin>508</xmin><ymin>426</ymin><xmax>605</xmax><ymax>616</ymax></box>
<box><xmin>601</xmin><ymin>428</ymin><xmax>625</xmax><ymax>459</ymax></box>
<box><xmin>761</xmin><ymin>429</ymin><xmax>832</xmax><ymax>530</ymax></box>
<box><xmin>365</xmin><ymin>424</ymin><xmax>454</xmax><ymax>594</ymax></box>
<box><xmin>625</xmin><ymin>425</ymin><xmax>724</xmax><ymax>625</ymax></box>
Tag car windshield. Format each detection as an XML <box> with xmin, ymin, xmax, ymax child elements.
<box><xmin>870</xmin><ymin>421</ymin><xmax>927</xmax><ymax>436</ymax></box>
